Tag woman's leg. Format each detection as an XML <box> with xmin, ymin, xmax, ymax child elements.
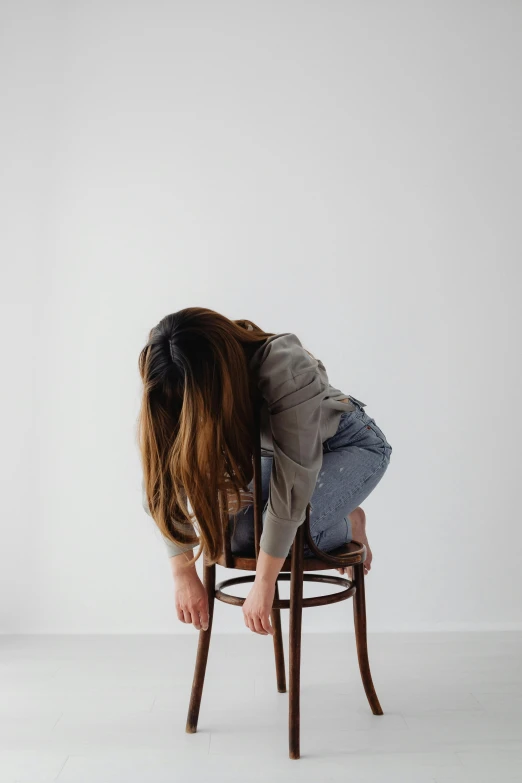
<box><xmin>305</xmin><ymin>403</ymin><xmax>392</xmax><ymax>572</ymax></box>
<box><xmin>229</xmin><ymin>402</ymin><xmax>392</xmax><ymax>562</ymax></box>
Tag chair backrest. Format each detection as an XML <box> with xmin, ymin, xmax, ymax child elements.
<box><xmin>219</xmin><ymin>394</ymin><xmax>264</xmax><ymax>568</ymax></box>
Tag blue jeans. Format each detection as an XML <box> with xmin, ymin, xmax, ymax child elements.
<box><xmin>229</xmin><ymin>396</ymin><xmax>393</xmax><ymax>557</ymax></box>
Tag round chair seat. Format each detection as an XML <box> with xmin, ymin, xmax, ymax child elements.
<box><xmin>216</xmin><ymin>539</ymin><xmax>366</xmax><ymax>572</ymax></box>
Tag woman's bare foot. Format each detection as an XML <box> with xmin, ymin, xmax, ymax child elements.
<box><xmin>337</xmin><ymin>506</ymin><xmax>372</xmax><ymax>579</ymax></box>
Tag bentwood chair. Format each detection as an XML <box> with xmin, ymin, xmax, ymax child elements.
<box><xmin>185</xmin><ymin>399</ymin><xmax>383</xmax><ymax>760</ymax></box>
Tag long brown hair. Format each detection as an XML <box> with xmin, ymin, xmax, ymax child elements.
<box><xmin>137</xmin><ymin>307</ymin><xmax>276</xmax><ymax>565</ymax></box>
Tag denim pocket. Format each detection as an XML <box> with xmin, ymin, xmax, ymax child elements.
<box><xmin>359</xmin><ymin>410</ymin><xmax>393</xmax><ymax>453</ymax></box>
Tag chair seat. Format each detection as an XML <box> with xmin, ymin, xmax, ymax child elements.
<box><xmin>217</xmin><ymin>539</ymin><xmax>366</xmax><ymax>572</ymax></box>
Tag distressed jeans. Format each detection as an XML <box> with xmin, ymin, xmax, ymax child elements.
<box><xmin>229</xmin><ymin>396</ymin><xmax>393</xmax><ymax>557</ymax></box>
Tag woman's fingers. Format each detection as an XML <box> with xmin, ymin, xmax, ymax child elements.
<box><xmin>251</xmin><ymin>615</ymin><xmax>268</xmax><ymax>635</ymax></box>
<box><xmin>243</xmin><ymin>610</ymin><xmax>274</xmax><ymax>635</ymax></box>
<box><xmin>199</xmin><ymin>607</ymin><xmax>209</xmax><ymax>631</ymax></box>
<box><xmin>243</xmin><ymin>608</ymin><xmax>270</xmax><ymax>635</ymax></box>
<box><xmin>191</xmin><ymin>598</ymin><xmax>208</xmax><ymax>630</ymax></box>
<box><xmin>243</xmin><ymin>611</ymin><xmax>255</xmax><ymax>634</ymax></box>
<box><xmin>259</xmin><ymin>611</ymin><xmax>274</xmax><ymax>635</ymax></box>
<box><xmin>181</xmin><ymin>607</ymin><xmax>209</xmax><ymax>631</ymax></box>
<box><xmin>178</xmin><ymin>605</ymin><xmax>200</xmax><ymax>627</ymax></box>
<box><xmin>242</xmin><ymin>579</ymin><xmax>277</xmax><ymax>635</ymax></box>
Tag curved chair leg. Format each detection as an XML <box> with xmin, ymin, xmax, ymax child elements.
<box><xmin>186</xmin><ymin>560</ymin><xmax>216</xmax><ymax>733</ymax></box>
<box><xmin>271</xmin><ymin>582</ymin><xmax>286</xmax><ymax>693</ymax></box>
<box><xmin>352</xmin><ymin>562</ymin><xmax>383</xmax><ymax>715</ymax></box>
<box><xmin>289</xmin><ymin>525</ymin><xmax>304</xmax><ymax>759</ymax></box>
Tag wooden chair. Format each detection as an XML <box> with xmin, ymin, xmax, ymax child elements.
<box><xmin>185</xmin><ymin>400</ymin><xmax>383</xmax><ymax>760</ymax></box>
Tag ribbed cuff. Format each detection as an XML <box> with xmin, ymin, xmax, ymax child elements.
<box><xmin>162</xmin><ymin>525</ymin><xmax>197</xmax><ymax>558</ymax></box>
<box><xmin>259</xmin><ymin>510</ymin><xmax>301</xmax><ymax>559</ymax></box>
<box><xmin>163</xmin><ymin>537</ymin><xmax>195</xmax><ymax>558</ymax></box>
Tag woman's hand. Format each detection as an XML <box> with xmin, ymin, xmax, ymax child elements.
<box><xmin>242</xmin><ymin>549</ymin><xmax>286</xmax><ymax>635</ymax></box>
<box><xmin>242</xmin><ymin>577</ymin><xmax>275</xmax><ymax>635</ymax></box>
<box><xmin>170</xmin><ymin>551</ymin><xmax>209</xmax><ymax>631</ymax></box>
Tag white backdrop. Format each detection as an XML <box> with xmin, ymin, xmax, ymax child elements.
<box><xmin>1</xmin><ymin>0</ymin><xmax>521</xmax><ymax>634</ymax></box>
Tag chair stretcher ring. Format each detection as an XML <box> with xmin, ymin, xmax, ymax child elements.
<box><xmin>215</xmin><ymin>572</ymin><xmax>356</xmax><ymax>609</ymax></box>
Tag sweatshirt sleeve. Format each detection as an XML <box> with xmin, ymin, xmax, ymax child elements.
<box><xmin>142</xmin><ymin>476</ymin><xmax>196</xmax><ymax>557</ymax></box>
<box><xmin>258</xmin><ymin>337</ymin><xmax>327</xmax><ymax>559</ymax></box>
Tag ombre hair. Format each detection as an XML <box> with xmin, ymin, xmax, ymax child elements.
<box><xmin>137</xmin><ymin>307</ymin><xmax>276</xmax><ymax>564</ymax></box>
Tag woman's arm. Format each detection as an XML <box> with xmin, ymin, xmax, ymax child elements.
<box><xmin>142</xmin><ymin>476</ymin><xmax>197</xmax><ymax>558</ymax></box>
<box><xmin>243</xmin><ymin>333</ymin><xmax>327</xmax><ymax>634</ymax></box>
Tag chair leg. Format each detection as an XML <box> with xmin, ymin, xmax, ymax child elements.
<box><xmin>289</xmin><ymin>525</ymin><xmax>304</xmax><ymax>759</ymax></box>
<box><xmin>352</xmin><ymin>562</ymin><xmax>383</xmax><ymax>715</ymax></box>
<box><xmin>271</xmin><ymin>582</ymin><xmax>286</xmax><ymax>693</ymax></box>
<box><xmin>185</xmin><ymin>560</ymin><xmax>216</xmax><ymax>733</ymax></box>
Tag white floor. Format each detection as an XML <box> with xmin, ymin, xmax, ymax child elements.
<box><xmin>1</xmin><ymin>631</ymin><xmax>522</xmax><ymax>782</ymax></box>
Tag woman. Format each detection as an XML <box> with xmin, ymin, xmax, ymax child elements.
<box><xmin>138</xmin><ymin>307</ymin><xmax>392</xmax><ymax>637</ymax></box>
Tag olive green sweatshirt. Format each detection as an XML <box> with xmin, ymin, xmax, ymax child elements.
<box><xmin>142</xmin><ymin>331</ymin><xmax>359</xmax><ymax>559</ymax></box>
